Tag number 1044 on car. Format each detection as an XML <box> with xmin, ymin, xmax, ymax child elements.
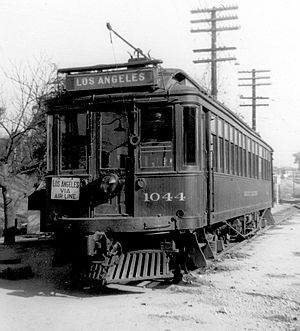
<box><xmin>143</xmin><ymin>192</ymin><xmax>186</xmax><ymax>202</ymax></box>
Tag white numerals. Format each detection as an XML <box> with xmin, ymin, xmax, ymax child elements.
<box><xmin>174</xmin><ymin>192</ymin><xmax>186</xmax><ymax>201</ymax></box>
<box><xmin>162</xmin><ymin>193</ymin><xmax>173</xmax><ymax>201</ymax></box>
<box><xmin>144</xmin><ymin>192</ymin><xmax>186</xmax><ymax>202</ymax></box>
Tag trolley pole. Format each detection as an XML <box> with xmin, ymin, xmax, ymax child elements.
<box><xmin>191</xmin><ymin>6</ymin><xmax>239</xmax><ymax>97</ymax></box>
<box><xmin>238</xmin><ymin>69</ymin><xmax>271</xmax><ymax>131</ymax></box>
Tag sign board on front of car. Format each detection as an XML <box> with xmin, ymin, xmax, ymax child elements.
<box><xmin>65</xmin><ymin>68</ymin><xmax>157</xmax><ymax>91</ymax></box>
<box><xmin>51</xmin><ymin>177</ymin><xmax>80</xmax><ymax>200</ymax></box>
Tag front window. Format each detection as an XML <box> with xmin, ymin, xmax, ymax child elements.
<box><xmin>140</xmin><ymin>106</ymin><xmax>173</xmax><ymax>170</ymax></box>
<box><xmin>60</xmin><ymin>112</ymin><xmax>88</xmax><ymax>171</ymax></box>
<box><xmin>47</xmin><ymin>115</ymin><xmax>53</xmax><ymax>172</ymax></box>
<box><xmin>211</xmin><ymin>115</ymin><xmax>217</xmax><ymax>170</ymax></box>
<box><xmin>99</xmin><ymin>111</ymin><xmax>128</xmax><ymax>169</ymax></box>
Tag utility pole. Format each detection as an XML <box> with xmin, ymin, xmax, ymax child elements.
<box><xmin>191</xmin><ymin>6</ymin><xmax>239</xmax><ymax>97</ymax></box>
<box><xmin>238</xmin><ymin>69</ymin><xmax>271</xmax><ymax>131</ymax></box>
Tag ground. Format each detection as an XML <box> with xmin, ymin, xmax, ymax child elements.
<box><xmin>0</xmin><ymin>207</ymin><xmax>299</xmax><ymax>331</ymax></box>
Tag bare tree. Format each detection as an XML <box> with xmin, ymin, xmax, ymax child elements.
<box><xmin>0</xmin><ymin>56</ymin><xmax>61</xmax><ymax>244</ymax></box>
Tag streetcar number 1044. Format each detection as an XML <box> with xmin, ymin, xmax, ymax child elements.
<box><xmin>144</xmin><ymin>192</ymin><xmax>186</xmax><ymax>202</ymax></box>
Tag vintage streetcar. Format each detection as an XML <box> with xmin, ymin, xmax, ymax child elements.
<box><xmin>36</xmin><ymin>54</ymin><xmax>273</xmax><ymax>284</ymax></box>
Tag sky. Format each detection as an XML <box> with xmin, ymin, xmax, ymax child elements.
<box><xmin>0</xmin><ymin>0</ymin><xmax>299</xmax><ymax>168</ymax></box>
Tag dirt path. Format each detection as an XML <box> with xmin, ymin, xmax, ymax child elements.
<box><xmin>0</xmin><ymin>213</ymin><xmax>299</xmax><ymax>331</ymax></box>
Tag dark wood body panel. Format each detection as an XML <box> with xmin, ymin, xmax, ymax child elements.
<box><xmin>211</xmin><ymin>173</ymin><xmax>272</xmax><ymax>224</ymax></box>
<box><xmin>134</xmin><ymin>172</ymin><xmax>206</xmax><ymax>218</ymax></box>
<box><xmin>59</xmin><ymin>214</ymin><xmax>207</xmax><ymax>234</ymax></box>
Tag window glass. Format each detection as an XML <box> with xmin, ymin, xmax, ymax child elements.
<box><xmin>251</xmin><ymin>141</ymin><xmax>255</xmax><ymax>178</ymax></box>
<box><xmin>141</xmin><ymin>108</ymin><xmax>172</xmax><ymax>143</ymax></box>
<box><xmin>239</xmin><ymin>145</ymin><xmax>243</xmax><ymax>176</ymax></box>
<box><xmin>262</xmin><ymin>148</ymin><xmax>265</xmax><ymax>179</ymax></box>
<box><xmin>267</xmin><ymin>151</ymin><xmax>271</xmax><ymax>179</ymax></box>
<box><xmin>140</xmin><ymin>106</ymin><xmax>173</xmax><ymax>169</ymax></box>
<box><xmin>47</xmin><ymin>115</ymin><xmax>53</xmax><ymax>172</ymax></box>
<box><xmin>235</xmin><ymin>131</ymin><xmax>239</xmax><ymax>175</ymax></box>
<box><xmin>218</xmin><ymin>118</ymin><xmax>223</xmax><ymax>137</ymax></box>
<box><xmin>231</xmin><ymin>128</ymin><xmax>235</xmax><ymax>174</ymax></box>
<box><xmin>211</xmin><ymin>115</ymin><xmax>216</xmax><ymax>134</ymax></box>
<box><xmin>211</xmin><ymin>134</ymin><xmax>217</xmax><ymax>170</ymax></box>
<box><xmin>235</xmin><ymin>138</ymin><xmax>239</xmax><ymax>176</ymax></box>
<box><xmin>255</xmin><ymin>143</ymin><xmax>259</xmax><ymax>178</ymax></box>
<box><xmin>259</xmin><ymin>147</ymin><xmax>262</xmax><ymax>179</ymax></box>
<box><xmin>184</xmin><ymin>107</ymin><xmax>197</xmax><ymax>165</ymax></box>
<box><xmin>247</xmin><ymin>138</ymin><xmax>252</xmax><ymax>177</ymax></box>
<box><xmin>210</xmin><ymin>115</ymin><xmax>217</xmax><ymax>170</ymax></box>
<box><xmin>229</xmin><ymin>125</ymin><xmax>233</xmax><ymax>142</ymax></box>
<box><xmin>224</xmin><ymin>122</ymin><xmax>229</xmax><ymax>140</ymax></box>
<box><xmin>234</xmin><ymin>129</ymin><xmax>238</xmax><ymax>145</ymax></box>
<box><xmin>218</xmin><ymin>119</ymin><xmax>224</xmax><ymax>172</ymax></box>
<box><xmin>100</xmin><ymin>111</ymin><xmax>128</xmax><ymax>169</ymax></box>
<box><xmin>61</xmin><ymin>113</ymin><xmax>87</xmax><ymax>171</ymax></box>
<box><xmin>231</xmin><ymin>139</ymin><xmax>235</xmax><ymax>174</ymax></box>
<box><xmin>219</xmin><ymin>136</ymin><xmax>224</xmax><ymax>172</ymax></box>
<box><xmin>243</xmin><ymin>135</ymin><xmax>246</xmax><ymax>176</ymax></box>
<box><xmin>225</xmin><ymin>140</ymin><xmax>230</xmax><ymax>173</ymax></box>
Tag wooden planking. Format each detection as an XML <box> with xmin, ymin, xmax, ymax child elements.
<box><xmin>135</xmin><ymin>253</ymin><xmax>143</xmax><ymax>278</ymax></box>
<box><xmin>150</xmin><ymin>252</ymin><xmax>156</xmax><ymax>277</ymax></box>
<box><xmin>88</xmin><ymin>265</ymin><xmax>95</xmax><ymax>279</ymax></box>
<box><xmin>105</xmin><ymin>256</ymin><xmax>118</xmax><ymax>280</ymax></box>
<box><xmin>113</xmin><ymin>254</ymin><xmax>125</xmax><ymax>280</ymax></box>
<box><xmin>162</xmin><ymin>253</ymin><xmax>167</xmax><ymax>276</ymax></box>
<box><xmin>94</xmin><ymin>250</ymin><xmax>174</xmax><ymax>284</ymax></box>
<box><xmin>156</xmin><ymin>252</ymin><xmax>161</xmax><ymax>276</ymax></box>
<box><xmin>95</xmin><ymin>264</ymin><xmax>103</xmax><ymax>279</ymax></box>
<box><xmin>128</xmin><ymin>253</ymin><xmax>137</xmax><ymax>279</ymax></box>
<box><xmin>121</xmin><ymin>253</ymin><xmax>131</xmax><ymax>279</ymax></box>
<box><xmin>143</xmin><ymin>253</ymin><xmax>149</xmax><ymax>277</ymax></box>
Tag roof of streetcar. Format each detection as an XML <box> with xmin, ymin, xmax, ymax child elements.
<box><xmin>55</xmin><ymin>58</ymin><xmax>272</xmax><ymax>151</ymax></box>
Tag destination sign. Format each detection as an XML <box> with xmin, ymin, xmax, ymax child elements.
<box><xmin>65</xmin><ymin>68</ymin><xmax>157</xmax><ymax>91</ymax></box>
<box><xmin>51</xmin><ymin>177</ymin><xmax>80</xmax><ymax>200</ymax></box>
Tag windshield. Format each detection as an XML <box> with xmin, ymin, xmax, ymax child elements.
<box><xmin>99</xmin><ymin>111</ymin><xmax>128</xmax><ymax>169</ymax></box>
<box><xmin>60</xmin><ymin>112</ymin><xmax>88</xmax><ymax>171</ymax></box>
<box><xmin>59</xmin><ymin>108</ymin><xmax>129</xmax><ymax>172</ymax></box>
<box><xmin>59</xmin><ymin>105</ymin><xmax>174</xmax><ymax>173</ymax></box>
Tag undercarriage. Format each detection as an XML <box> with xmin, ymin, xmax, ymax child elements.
<box><xmin>56</xmin><ymin>208</ymin><xmax>274</xmax><ymax>286</ymax></box>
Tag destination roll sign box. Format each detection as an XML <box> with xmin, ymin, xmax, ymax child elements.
<box><xmin>66</xmin><ymin>68</ymin><xmax>157</xmax><ymax>91</ymax></box>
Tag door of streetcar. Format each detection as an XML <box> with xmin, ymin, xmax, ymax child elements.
<box><xmin>204</xmin><ymin>109</ymin><xmax>216</xmax><ymax>226</ymax></box>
